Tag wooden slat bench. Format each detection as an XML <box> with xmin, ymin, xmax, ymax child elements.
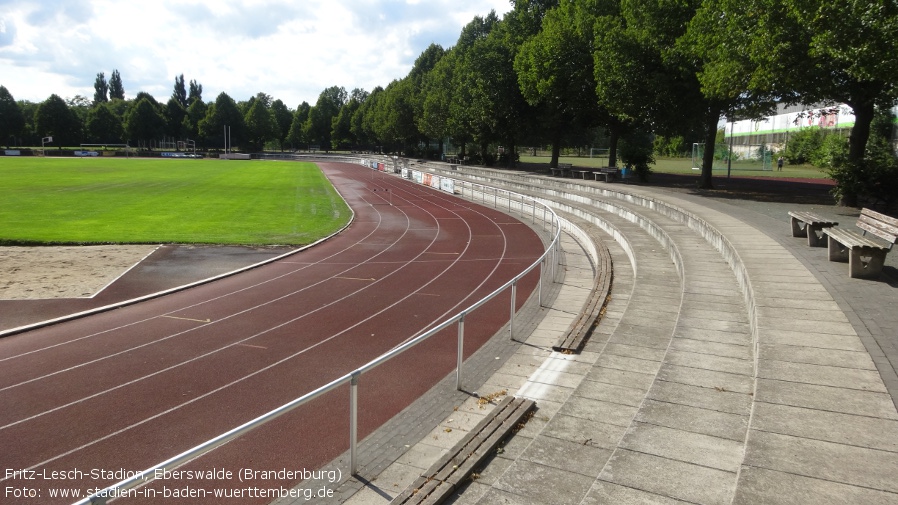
<box><xmin>592</xmin><ymin>167</ymin><xmax>620</xmax><ymax>183</ymax></box>
<box><xmin>823</xmin><ymin>208</ymin><xmax>898</xmax><ymax>279</ymax></box>
<box><xmin>788</xmin><ymin>211</ymin><xmax>839</xmax><ymax>247</ymax></box>
<box><xmin>391</xmin><ymin>396</ymin><xmax>535</xmax><ymax>505</ymax></box>
<box><xmin>554</xmin><ymin>234</ymin><xmax>613</xmax><ymax>353</ymax></box>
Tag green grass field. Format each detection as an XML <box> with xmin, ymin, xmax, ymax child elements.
<box><xmin>518</xmin><ymin>155</ymin><xmax>831</xmax><ymax>179</ymax></box>
<box><xmin>0</xmin><ymin>157</ymin><xmax>351</xmax><ymax>246</ymax></box>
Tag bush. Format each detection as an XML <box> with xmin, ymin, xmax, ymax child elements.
<box><xmin>810</xmin><ymin>133</ymin><xmax>848</xmax><ymax>169</ymax></box>
<box><xmin>783</xmin><ymin>128</ymin><xmax>823</xmax><ymax>164</ymax></box>
<box><xmin>827</xmin><ymin>109</ymin><xmax>898</xmax><ymax>210</ymax></box>
<box><xmin>620</xmin><ymin>131</ymin><xmax>655</xmax><ymax>182</ymax></box>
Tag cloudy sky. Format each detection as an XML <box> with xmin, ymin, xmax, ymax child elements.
<box><xmin>0</xmin><ymin>0</ymin><xmax>511</xmax><ymax>108</ymax></box>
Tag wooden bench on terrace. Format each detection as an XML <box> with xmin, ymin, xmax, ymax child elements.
<box><xmin>592</xmin><ymin>167</ymin><xmax>620</xmax><ymax>183</ymax></box>
<box><xmin>788</xmin><ymin>210</ymin><xmax>839</xmax><ymax>247</ymax></box>
<box><xmin>391</xmin><ymin>396</ymin><xmax>535</xmax><ymax>505</ymax></box>
<box><xmin>822</xmin><ymin>208</ymin><xmax>898</xmax><ymax>279</ymax></box>
<box><xmin>550</xmin><ymin>163</ymin><xmax>572</xmax><ymax>177</ymax></box>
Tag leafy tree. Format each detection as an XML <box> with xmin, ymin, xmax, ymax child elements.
<box><xmin>352</xmin><ymin>87</ymin><xmax>384</xmax><ymax>150</ymax></box>
<box><xmin>516</xmin><ymin>0</ymin><xmax>603</xmax><ymax>167</ymax></box>
<box><xmin>286</xmin><ymin>101</ymin><xmax>311</xmax><ymax>149</ymax></box>
<box><xmin>123</xmin><ymin>97</ymin><xmax>165</xmax><ymax>144</ymax></box>
<box><xmin>133</xmin><ymin>91</ymin><xmax>160</xmax><ymax>108</ymax></box>
<box><xmin>198</xmin><ymin>92</ymin><xmax>246</xmax><ymax>149</ymax></box>
<box><xmin>35</xmin><ymin>94</ymin><xmax>82</xmax><ymax>147</ymax></box>
<box><xmin>108</xmin><ymin>69</ymin><xmax>125</xmax><ymax>100</ymax></box>
<box><xmin>86</xmin><ymin>102</ymin><xmax>123</xmax><ymax>143</ymax></box>
<box><xmin>164</xmin><ymin>97</ymin><xmax>186</xmax><ymax>138</ymax></box>
<box><xmin>188</xmin><ymin>80</ymin><xmax>203</xmax><ymax>103</ymax></box>
<box><xmin>448</xmin><ymin>13</ymin><xmax>529</xmax><ymax>165</ymax></box>
<box><xmin>303</xmin><ymin>86</ymin><xmax>346</xmax><ymax>151</ymax></box>
<box><xmin>0</xmin><ymin>86</ymin><xmax>26</xmax><ymax>148</ymax></box>
<box><xmin>182</xmin><ymin>99</ymin><xmax>208</xmax><ymax>143</ymax></box>
<box><xmin>442</xmin><ymin>12</ymin><xmax>501</xmax><ymax>158</ymax></box>
<box><xmin>695</xmin><ymin>0</ymin><xmax>898</xmax><ymax>204</ymax></box>
<box><xmin>418</xmin><ymin>50</ymin><xmax>457</xmax><ymax>154</ymax></box>
<box><xmin>270</xmin><ymin>99</ymin><xmax>293</xmax><ymax>150</ymax></box>
<box><xmin>243</xmin><ymin>99</ymin><xmax>278</xmax><ymax>152</ymax></box>
<box><xmin>16</xmin><ymin>99</ymin><xmax>40</xmax><ymax>146</ymax></box>
<box><xmin>172</xmin><ymin>74</ymin><xmax>188</xmax><ymax>108</ymax></box>
<box><xmin>93</xmin><ymin>72</ymin><xmax>108</xmax><ymax>105</ymax></box>
<box><xmin>331</xmin><ymin>93</ymin><xmax>363</xmax><ymax>150</ymax></box>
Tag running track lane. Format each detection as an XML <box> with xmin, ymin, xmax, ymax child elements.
<box><xmin>0</xmin><ymin>162</ymin><xmax>544</xmax><ymax>504</ymax></box>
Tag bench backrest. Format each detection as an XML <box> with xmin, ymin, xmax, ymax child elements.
<box><xmin>858</xmin><ymin>208</ymin><xmax>898</xmax><ymax>244</ymax></box>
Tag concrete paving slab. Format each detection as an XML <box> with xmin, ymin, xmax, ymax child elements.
<box><xmin>673</xmin><ymin>327</ymin><xmax>753</xmax><ymax>346</ymax></box>
<box><xmin>598</xmin><ymin>449</ymin><xmax>736</xmax><ymax>505</ymax></box>
<box><xmin>581</xmin><ymin>481</ymin><xmax>694</xmax><ymax>505</ymax></box>
<box><xmin>576</xmin><ymin>378</ymin><xmax>651</xmax><ymax>407</ymax></box>
<box><xmin>540</xmin><ymin>413</ymin><xmax>628</xmax><ymax>449</ymax></box>
<box><xmin>754</xmin><ymin>378</ymin><xmax>898</xmax><ymax>419</ymax></box>
<box><xmin>556</xmin><ymin>395</ymin><xmax>640</xmax><ymax>427</ymax></box>
<box><xmin>743</xmin><ymin>430</ymin><xmax>898</xmax><ymax>493</ymax></box>
<box><xmin>518</xmin><ymin>434</ymin><xmax>613</xmax><ymax>477</ymax></box>
<box><xmin>733</xmin><ymin>466</ymin><xmax>898</xmax><ymax>505</ymax></box>
<box><xmin>585</xmin><ymin>366</ymin><xmax>656</xmax><ymax>390</ymax></box>
<box><xmin>634</xmin><ymin>399</ymin><xmax>748</xmax><ymax>442</ymax></box>
<box><xmin>647</xmin><ymin>380</ymin><xmax>752</xmax><ymax>416</ymax></box>
<box><xmin>493</xmin><ymin>459</ymin><xmax>596</xmax><ymax>505</ymax></box>
<box><xmin>751</xmin><ymin>401</ymin><xmax>898</xmax><ymax>451</ymax></box>
<box><xmin>619</xmin><ymin>421</ymin><xmax>744</xmax><ymax>472</ymax></box>
<box><xmin>594</xmin><ymin>353</ymin><xmax>665</xmax><ymax>376</ymax></box>
<box><xmin>675</xmin><ymin>316</ymin><xmax>751</xmax><ymax>333</ymax></box>
<box><xmin>761</xmin><ymin>328</ymin><xmax>866</xmax><ymax>351</ymax></box>
<box><xmin>758</xmin><ymin>316</ymin><xmax>856</xmax><ymax>335</ymax></box>
<box><xmin>670</xmin><ymin>337</ymin><xmax>752</xmax><ymax>360</ymax></box>
<box><xmin>757</xmin><ymin>359</ymin><xmax>888</xmax><ymax>392</ymax></box>
<box><xmin>657</xmin><ymin>363</ymin><xmax>754</xmax><ymax>394</ymax></box>
<box><xmin>603</xmin><ymin>342</ymin><xmax>667</xmax><ymax>361</ymax></box>
<box><xmin>759</xmin><ymin>343</ymin><xmax>877</xmax><ymax>369</ymax></box>
<box><xmin>665</xmin><ymin>349</ymin><xmax>753</xmax><ymax>376</ymax></box>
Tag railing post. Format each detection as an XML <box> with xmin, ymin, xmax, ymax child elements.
<box><xmin>538</xmin><ymin>261</ymin><xmax>543</xmax><ymax>307</ymax></box>
<box><xmin>509</xmin><ymin>280</ymin><xmax>517</xmax><ymax>341</ymax></box>
<box><xmin>349</xmin><ymin>371</ymin><xmax>360</xmax><ymax>475</ymax></box>
<box><xmin>456</xmin><ymin>313</ymin><xmax>466</xmax><ymax>391</ymax></box>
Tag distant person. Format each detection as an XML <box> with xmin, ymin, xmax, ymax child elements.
<box><xmin>777</xmin><ymin>156</ymin><xmax>784</xmax><ymax>171</ymax></box>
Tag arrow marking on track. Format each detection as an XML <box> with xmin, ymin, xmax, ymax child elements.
<box><xmin>335</xmin><ymin>276</ymin><xmax>377</xmax><ymax>281</ymax></box>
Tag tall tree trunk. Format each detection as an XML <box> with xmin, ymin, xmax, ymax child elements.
<box><xmin>699</xmin><ymin>105</ymin><xmax>722</xmax><ymax>189</ymax></box>
<box><xmin>841</xmin><ymin>100</ymin><xmax>875</xmax><ymax>207</ymax></box>
<box><xmin>608</xmin><ymin>127</ymin><xmax>620</xmax><ymax>168</ymax></box>
<box><xmin>550</xmin><ymin>128</ymin><xmax>562</xmax><ymax>168</ymax></box>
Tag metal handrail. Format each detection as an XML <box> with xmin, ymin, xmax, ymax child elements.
<box><xmin>75</xmin><ymin>158</ymin><xmax>560</xmax><ymax>505</ymax></box>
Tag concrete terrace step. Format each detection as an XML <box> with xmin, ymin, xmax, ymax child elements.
<box><xmin>429</xmin><ymin>166</ymin><xmax>755</xmax><ymax>504</ymax></box>
<box><xmin>414</xmin><ymin>162</ymin><xmax>898</xmax><ymax>505</ymax></box>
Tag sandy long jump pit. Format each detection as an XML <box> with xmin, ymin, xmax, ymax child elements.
<box><xmin>0</xmin><ymin>245</ymin><xmax>159</xmax><ymax>300</ymax></box>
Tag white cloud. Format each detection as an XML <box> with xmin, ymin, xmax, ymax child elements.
<box><xmin>0</xmin><ymin>0</ymin><xmax>512</xmax><ymax>108</ymax></box>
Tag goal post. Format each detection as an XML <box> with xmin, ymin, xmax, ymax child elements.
<box><xmin>692</xmin><ymin>143</ymin><xmax>772</xmax><ymax>171</ymax></box>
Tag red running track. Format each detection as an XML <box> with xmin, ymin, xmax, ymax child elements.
<box><xmin>0</xmin><ymin>162</ymin><xmax>544</xmax><ymax>504</ymax></box>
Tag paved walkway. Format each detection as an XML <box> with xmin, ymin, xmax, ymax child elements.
<box><xmin>313</xmin><ymin>165</ymin><xmax>898</xmax><ymax>505</ymax></box>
